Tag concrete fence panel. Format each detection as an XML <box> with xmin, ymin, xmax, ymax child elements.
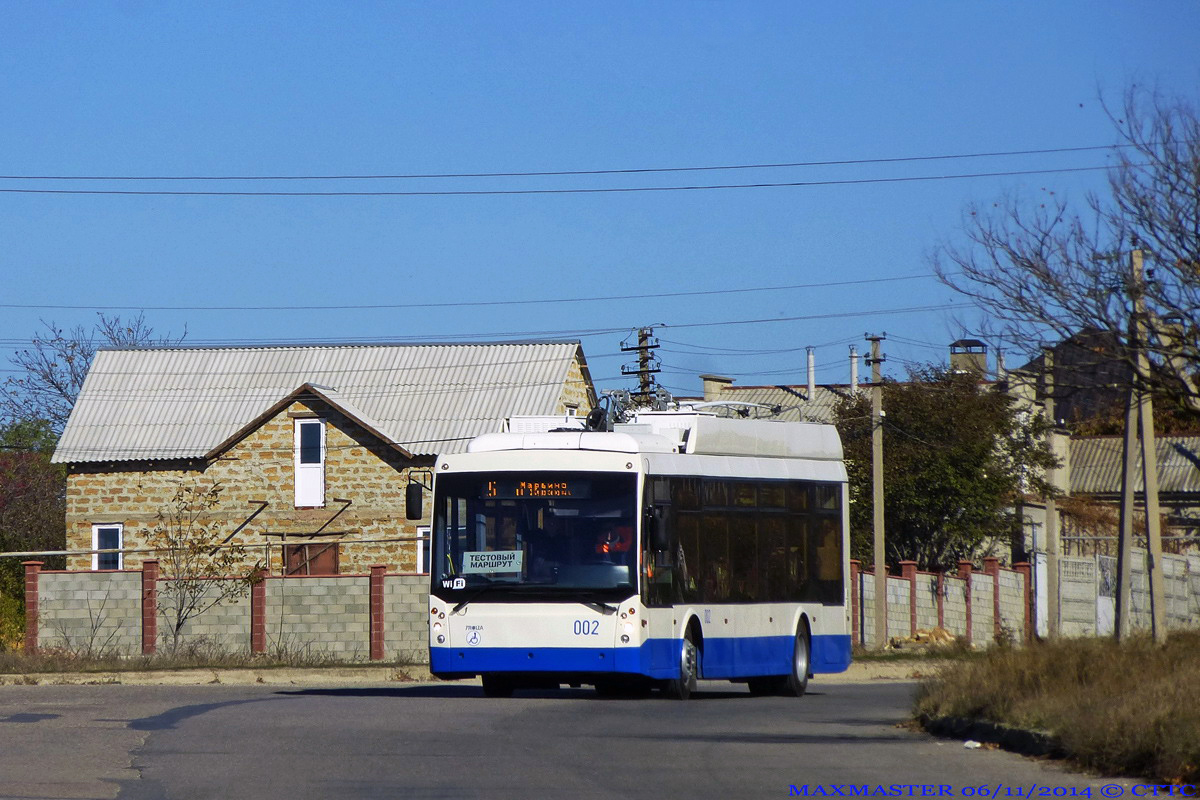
<box><xmin>37</xmin><ymin>571</ymin><xmax>142</xmax><ymax>656</ymax></box>
<box><xmin>940</xmin><ymin>576</ymin><xmax>967</xmax><ymax>638</ymax></box>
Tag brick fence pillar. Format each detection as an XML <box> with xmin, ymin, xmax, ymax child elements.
<box><xmin>1013</xmin><ymin>562</ymin><xmax>1032</xmax><ymax>643</ymax></box>
<box><xmin>983</xmin><ymin>557</ymin><xmax>1001</xmax><ymax>642</ymax></box>
<box><xmin>141</xmin><ymin>560</ymin><xmax>158</xmax><ymax>655</ymax></box>
<box><xmin>251</xmin><ymin>570</ymin><xmax>267</xmax><ymax>654</ymax></box>
<box><xmin>23</xmin><ymin>562</ymin><xmax>43</xmax><ymax>655</ymax></box>
<box><xmin>369</xmin><ymin>566</ymin><xmax>387</xmax><ymax>661</ymax></box>
<box><xmin>958</xmin><ymin>560</ymin><xmax>974</xmax><ymax>645</ymax></box>
<box><xmin>899</xmin><ymin>561</ymin><xmax>918</xmax><ymax>637</ymax></box>
<box><xmin>849</xmin><ymin>560</ymin><xmax>861</xmax><ymax>646</ymax></box>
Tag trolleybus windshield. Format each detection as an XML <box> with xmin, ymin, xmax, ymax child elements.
<box><xmin>432</xmin><ymin>471</ymin><xmax>638</xmax><ymax>598</ymax></box>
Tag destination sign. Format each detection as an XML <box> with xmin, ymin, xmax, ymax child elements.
<box><xmin>461</xmin><ymin>550</ymin><xmax>524</xmax><ymax>574</ymax></box>
<box><xmin>482</xmin><ymin>479</ymin><xmax>591</xmax><ymax>499</ymax></box>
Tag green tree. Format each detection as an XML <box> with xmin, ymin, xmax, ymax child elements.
<box><xmin>0</xmin><ymin>419</ymin><xmax>66</xmax><ymax>648</ymax></box>
<box><xmin>834</xmin><ymin>366</ymin><xmax>1057</xmax><ymax>572</ymax></box>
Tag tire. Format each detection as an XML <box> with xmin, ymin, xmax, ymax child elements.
<box><xmin>665</xmin><ymin>626</ymin><xmax>699</xmax><ymax>700</ymax></box>
<box><xmin>783</xmin><ymin>623</ymin><xmax>811</xmax><ymax>697</ymax></box>
<box><xmin>481</xmin><ymin>674</ymin><xmax>514</xmax><ymax>698</ymax></box>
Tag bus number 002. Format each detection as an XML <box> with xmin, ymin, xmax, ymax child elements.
<box><xmin>572</xmin><ymin>620</ymin><xmax>600</xmax><ymax>636</ymax></box>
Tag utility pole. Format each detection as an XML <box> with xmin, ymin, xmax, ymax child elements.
<box><xmin>1130</xmin><ymin>249</ymin><xmax>1168</xmax><ymax>643</ymax></box>
<box><xmin>865</xmin><ymin>333</ymin><xmax>887</xmax><ymax>649</ymax></box>
<box><xmin>1116</xmin><ymin>368</ymin><xmax>1137</xmax><ymax>641</ymax></box>
<box><xmin>620</xmin><ymin>326</ymin><xmax>662</xmax><ymax>405</ymax></box>
<box><xmin>1043</xmin><ymin>347</ymin><xmax>1059</xmax><ymax>638</ymax></box>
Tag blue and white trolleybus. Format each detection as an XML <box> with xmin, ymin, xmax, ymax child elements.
<box><xmin>425</xmin><ymin>409</ymin><xmax>852</xmax><ymax>698</ymax></box>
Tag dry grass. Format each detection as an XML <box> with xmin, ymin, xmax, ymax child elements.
<box><xmin>0</xmin><ymin>638</ymin><xmax>419</xmax><ymax>674</ymax></box>
<box><xmin>913</xmin><ymin>632</ymin><xmax>1200</xmax><ymax>784</ymax></box>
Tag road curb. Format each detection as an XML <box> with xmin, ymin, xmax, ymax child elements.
<box><xmin>918</xmin><ymin>714</ymin><xmax>1064</xmax><ymax>758</ymax></box>
<box><xmin>0</xmin><ymin>664</ymin><xmax>436</xmax><ymax>686</ymax></box>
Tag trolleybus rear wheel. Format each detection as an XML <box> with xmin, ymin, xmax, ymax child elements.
<box><xmin>784</xmin><ymin>622</ymin><xmax>811</xmax><ymax>697</ymax></box>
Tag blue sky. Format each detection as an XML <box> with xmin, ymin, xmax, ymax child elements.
<box><xmin>2</xmin><ymin>1</ymin><xmax>1197</xmax><ymax>397</ymax></box>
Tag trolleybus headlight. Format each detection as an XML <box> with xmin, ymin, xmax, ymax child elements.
<box><xmin>620</xmin><ymin>635</ymin><xmax>630</xmax><ymax>643</ymax></box>
<box><xmin>623</xmin><ymin>622</ymin><xmax>633</xmax><ymax>635</ymax></box>
<box><xmin>436</xmin><ymin>635</ymin><xmax>445</xmax><ymax>644</ymax></box>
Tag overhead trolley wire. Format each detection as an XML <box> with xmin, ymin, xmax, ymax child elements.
<box><xmin>0</xmin><ymin>143</ymin><xmax>1133</xmax><ymax>182</ymax></box>
<box><xmin>0</xmin><ymin>164</ymin><xmax>1123</xmax><ymax>197</ymax></box>
<box><xmin>0</xmin><ymin>273</ymin><xmax>936</xmax><ymax>312</ymax></box>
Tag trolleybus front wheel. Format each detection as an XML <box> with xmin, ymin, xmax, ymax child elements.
<box><xmin>481</xmin><ymin>674</ymin><xmax>514</xmax><ymax>698</ymax></box>
<box><xmin>664</xmin><ymin>627</ymin><xmax>699</xmax><ymax>700</ymax></box>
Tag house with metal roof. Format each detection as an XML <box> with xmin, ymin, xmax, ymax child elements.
<box><xmin>1065</xmin><ymin>436</ymin><xmax>1200</xmax><ymax>545</ymax></box>
<box><xmin>54</xmin><ymin>341</ymin><xmax>595</xmax><ymax>575</ymax></box>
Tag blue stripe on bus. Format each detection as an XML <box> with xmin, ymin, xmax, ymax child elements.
<box><xmin>430</xmin><ymin>634</ymin><xmax>851</xmax><ymax>679</ymax></box>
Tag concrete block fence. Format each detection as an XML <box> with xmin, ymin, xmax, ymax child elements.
<box><xmin>850</xmin><ymin>558</ymin><xmax>1033</xmax><ymax>647</ymax></box>
<box><xmin>22</xmin><ymin>560</ymin><xmax>429</xmax><ymax>662</ymax></box>
<box><xmin>24</xmin><ymin>550</ymin><xmax>1197</xmax><ymax>660</ymax></box>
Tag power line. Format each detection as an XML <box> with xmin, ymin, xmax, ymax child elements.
<box><xmin>660</xmin><ymin>302</ymin><xmax>975</xmax><ymax>331</ymax></box>
<box><xmin>0</xmin><ymin>273</ymin><xmax>937</xmax><ymax>312</ymax></box>
<box><xmin>0</xmin><ymin>143</ymin><xmax>1131</xmax><ymax>181</ymax></box>
<box><xmin>0</xmin><ymin>164</ymin><xmax>1121</xmax><ymax>197</ymax></box>
<box><xmin>0</xmin><ymin>303</ymin><xmax>975</xmax><ymax>353</ymax></box>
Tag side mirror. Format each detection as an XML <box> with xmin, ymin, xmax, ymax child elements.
<box><xmin>405</xmin><ymin>482</ymin><xmax>424</xmax><ymax>520</ymax></box>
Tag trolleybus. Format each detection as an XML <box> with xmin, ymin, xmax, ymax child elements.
<box><xmin>422</xmin><ymin>410</ymin><xmax>851</xmax><ymax>698</ymax></box>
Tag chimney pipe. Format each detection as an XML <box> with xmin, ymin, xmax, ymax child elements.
<box><xmin>807</xmin><ymin>347</ymin><xmax>816</xmax><ymax>401</ymax></box>
<box><xmin>849</xmin><ymin>345</ymin><xmax>859</xmax><ymax>392</ymax></box>
<box><xmin>700</xmin><ymin>374</ymin><xmax>733</xmax><ymax>402</ymax></box>
<box><xmin>996</xmin><ymin>349</ymin><xmax>1006</xmax><ymax>382</ymax></box>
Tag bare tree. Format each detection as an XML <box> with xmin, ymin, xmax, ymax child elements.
<box><xmin>144</xmin><ymin>482</ymin><xmax>262</xmax><ymax>655</ymax></box>
<box><xmin>0</xmin><ymin>312</ymin><xmax>186</xmax><ymax>433</ymax></box>
<box><xmin>935</xmin><ymin>87</ymin><xmax>1200</xmax><ymax>413</ymax></box>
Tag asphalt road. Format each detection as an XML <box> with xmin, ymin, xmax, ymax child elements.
<box><xmin>0</xmin><ymin>679</ymin><xmax>1134</xmax><ymax>800</ymax></box>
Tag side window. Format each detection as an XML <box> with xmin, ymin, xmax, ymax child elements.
<box><xmin>92</xmin><ymin>523</ymin><xmax>123</xmax><ymax>570</ymax></box>
<box><xmin>294</xmin><ymin>418</ymin><xmax>325</xmax><ymax>507</ymax></box>
<box><xmin>416</xmin><ymin>525</ymin><xmax>432</xmax><ymax>575</ymax></box>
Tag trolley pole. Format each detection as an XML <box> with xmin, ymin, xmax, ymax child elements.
<box><xmin>866</xmin><ymin>334</ymin><xmax>887</xmax><ymax>649</ymax></box>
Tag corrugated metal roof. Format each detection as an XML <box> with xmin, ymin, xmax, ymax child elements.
<box><xmin>54</xmin><ymin>342</ymin><xmax>588</xmax><ymax>463</ymax></box>
<box><xmin>1070</xmin><ymin>436</ymin><xmax>1200</xmax><ymax>495</ymax></box>
<box><xmin>677</xmin><ymin>384</ymin><xmax>853</xmax><ymax>424</ymax></box>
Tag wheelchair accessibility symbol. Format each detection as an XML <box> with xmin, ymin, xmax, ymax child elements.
<box><xmin>466</xmin><ymin>630</ymin><xmax>481</xmax><ymax>647</ymax></box>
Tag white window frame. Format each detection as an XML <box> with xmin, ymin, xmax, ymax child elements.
<box><xmin>294</xmin><ymin>418</ymin><xmax>326</xmax><ymax>507</ymax></box>
<box><xmin>91</xmin><ymin>523</ymin><xmax>124</xmax><ymax>571</ymax></box>
<box><xmin>416</xmin><ymin>525</ymin><xmax>431</xmax><ymax>575</ymax></box>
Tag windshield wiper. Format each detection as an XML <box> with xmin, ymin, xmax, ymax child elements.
<box><xmin>583</xmin><ymin>600</ymin><xmax>618</xmax><ymax>614</ymax></box>
<box><xmin>450</xmin><ymin>579</ymin><xmax>495</xmax><ymax>614</ymax></box>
